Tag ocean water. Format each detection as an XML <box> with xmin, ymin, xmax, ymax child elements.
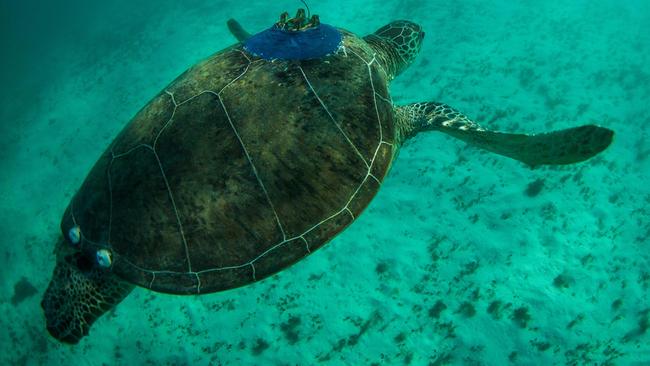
<box><xmin>1</xmin><ymin>0</ymin><xmax>648</xmax><ymax>364</ymax></box>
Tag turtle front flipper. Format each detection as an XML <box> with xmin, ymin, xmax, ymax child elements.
<box><xmin>396</xmin><ymin>102</ymin><xmax>614</xmax><ymax>167</ymax></box>
<box><xmin>41</xmin><ymin>239</ymin><xmax>134</xmax><ymax>344</ymax></box>
<box><xmin>227</xmin><ymin>19</ymin><xmax>251</xmax><ymax>42</ymax></box>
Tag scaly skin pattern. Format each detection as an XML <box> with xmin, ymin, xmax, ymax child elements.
<box><xmin>395</xmin><ymin>102</ymin><xmax>614</xmax><ymax>166</ymax></box>
<box><xmin>394</xmin><ymin>102</ymin><xmax>484</xmax><ymax>144</ymax></box>
<box><xmin>42</xmin><ymin>239</ymin><xmax>133</xmax><ymax>344</ymax></box>
<box><xmin>363</xmin><ymin>20</ymin><xmax>424</xmax><ymax>80</ymax></box>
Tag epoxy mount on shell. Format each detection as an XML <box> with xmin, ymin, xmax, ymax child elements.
<box><xmin>243</xmin><ymin>23</ymin><xmax>343</xmax><ymax>61</ymax></box>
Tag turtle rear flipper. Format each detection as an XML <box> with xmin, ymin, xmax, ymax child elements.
<box><xmin>397</xmin><ymin>102</ymin><xmax>614</xmax><ymax>167</ymax></box>
<box><xmin>227</xmin><ymin>19</ymin><xmax>251</xmax><ymax>42</ymax></box>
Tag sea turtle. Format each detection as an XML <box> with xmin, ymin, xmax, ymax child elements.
<box><xmin>41</xmin><ymin>8</ymin><xmax>614</xmax><ymax>344</ymax></box>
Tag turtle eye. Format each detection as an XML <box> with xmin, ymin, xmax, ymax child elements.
<box><xmin>67</xmin><ymin>225</ymin><xmax>81</xmax><ymax>246</ymax></box>
<box><xmin>95</xmin><ymin>249</ymin><xmax>113</xmax><ymax>268</ymax></box>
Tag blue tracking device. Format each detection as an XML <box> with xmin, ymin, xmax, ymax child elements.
<box><xmin>244</xmin><ymin>23</ymin><xmax>343</xmax><ymax>61</ymax></box>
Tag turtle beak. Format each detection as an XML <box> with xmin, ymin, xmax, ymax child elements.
<box><xmin>41</xmin><ymin>248</ymin><xmax>95</xmax><ymax>344</ymax></box>
<box><xmin>41</xmin><ymin>238</ymin><xmax>133</xmax><ymax>344</ymax></box>
<box><xmin>41</xmin><ymin>238</ymin><xmax>109</xmax><ymax>344</ymax></box>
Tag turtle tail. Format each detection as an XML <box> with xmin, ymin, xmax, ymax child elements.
<box><xmin>41</xmin><ymin>249</ymin><xmax>133</xmax><ymax>344</ymax></box>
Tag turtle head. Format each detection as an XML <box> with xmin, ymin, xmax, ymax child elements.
<box><xmin>364</xmin><ymin>20</ymin><xmax>425</xmax><ymax>80</ymax></box>
<box><xmin>41</xmin><ymin>237</ymin><xmax>132</xmax><ymax>344</ymax></box>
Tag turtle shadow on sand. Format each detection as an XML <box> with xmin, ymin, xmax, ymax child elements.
<box><xmin>40</xmin><ymin>7</ymin><xmax>613</xmax><ymax>344</ymax></box>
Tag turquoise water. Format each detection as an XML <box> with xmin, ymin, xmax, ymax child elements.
<box><xmin>1</xmin><ymin>0</ymin><xmax>648</xmax><ymax>364</ymax></box>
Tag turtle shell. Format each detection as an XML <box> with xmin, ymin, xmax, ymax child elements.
<box><xmin>60</xmin><ymin>30</ymin><xmax>396</xmax><ymax>294</ymax></box>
